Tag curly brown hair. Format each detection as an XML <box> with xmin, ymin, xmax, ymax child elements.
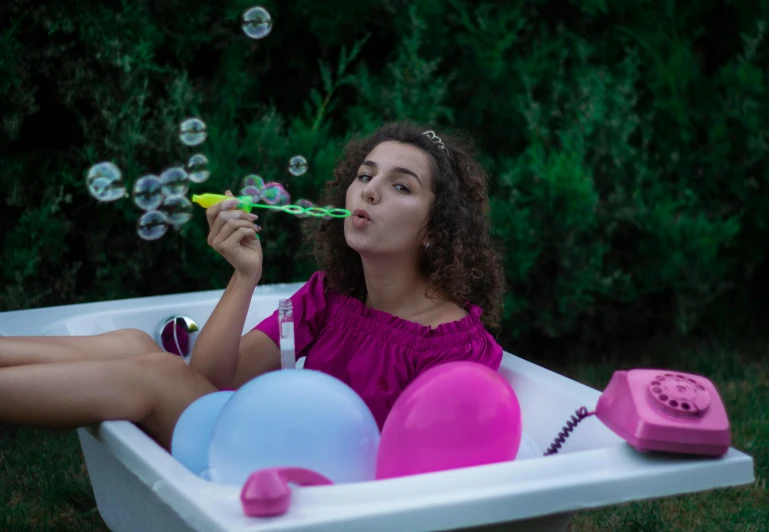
<box><xmin>305</xmin><ymin>121</ymin><xmax>505</xmax><ymax>330</ymax></box>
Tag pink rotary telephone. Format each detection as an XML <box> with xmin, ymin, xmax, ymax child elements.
<box><xmin>544</xmin><ymin>369</ymin><xmax>731</xmax><ymax>457</ymax></box>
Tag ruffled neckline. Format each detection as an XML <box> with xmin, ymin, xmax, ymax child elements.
<box><xmin>326</xmin><ymin>287</ymin><xmax>484</xmax><ymax>339</ymax></box>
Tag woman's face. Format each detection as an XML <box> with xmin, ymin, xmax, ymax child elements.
<box><xmin>344</xmin><ymin>141</ymin><xmax>435</xmax><ymax>257</ymax></box>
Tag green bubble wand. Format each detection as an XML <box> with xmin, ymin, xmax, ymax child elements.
<box><xmin>191</xmin><ymin>193</ymin><xmax>351</xmax><ymax>218</ymax></box>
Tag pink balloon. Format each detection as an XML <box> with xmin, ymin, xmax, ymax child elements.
<box><xmin>376</xmin><ymin>361</ymin><xmax>522</xmax><ymax>480</ymax></box>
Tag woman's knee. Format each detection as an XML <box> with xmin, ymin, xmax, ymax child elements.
<box><xmin>128</xmin><ymin>352</ymin><xmax>217</xmax><ymax>448</ymax></box>
<box><xmin>133</xmin><ymin>351</ymin><xmax>190</xmax><ymax>376</ymax></box>
<box><xmin>125</xmin><ymin>353</ymin><xmax>206</xmax><ymax>407</ymax></box>
<box><xmin>101</xmin><ymin>328</ymin><xmax>158</xmax><ymax>355</ymax></box>
<box><xmin>131</xmin><ymin>352</ymin><xmax>214</xmax><ymax>391</ymax></box>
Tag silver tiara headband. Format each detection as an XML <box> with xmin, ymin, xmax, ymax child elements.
<box><xmin>422</xmin><ymin>130</ymin><xmax>450</xmax><ymax>156</ymax></box>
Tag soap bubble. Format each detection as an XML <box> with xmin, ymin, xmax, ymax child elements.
<box><xmin>241</xmin><ymin>186</ymin><xmax>262</xmax><ymax>203</ymax></box>
<box><xmin>242</xmin><ymin>7</ymin><xmax>272</xmax><ymax>39</ymax></box>
<box><xmin>288</xmin><ymin>155</ymin><xmax>308</xmax><ymax>176</ymax></box>
<box><xmin>187</xmin><ymin>154</ymin><xmax>210</xmax><ymax>183</ymax></box>
<box><xmin>88</xmin><ymin>178</ymin><xmax>127</xmax><ymax>202</ymax></box>
<box><xmin>160</xmin><ymin>195</ymin><xmax>194</xmax><ymax>226</ymax></box>
<box><xmin>240</xmin><ymin>174</ymin><xmax>265</xmax><ymax>201</ymax></box>
<box><xmin>160</xmin><ymin>167</ymin><xmax>189</xmax><ymax>197</ymax></box>
<box><xmin>242</xmin><ymin>174</ymin><xmax>265</xmax><ymax>191</ymax></box>
<box><xmin>133</xmin><ymin>175</ymin><xmax>163</xmax><ymax>211</ymax></box>
<box><xmin>322</xmin><ymin>204</ymin><xmax>335</xmax><ymax>220</ymax></box>
<box><xmin>294</xmin><ymin>199</ymin><xmax>314</xmax><ymax>218</ymax></box>
<box><xmin>86</xmin><ymin>162</ymin><xmax>126</xmax><ymax>202</ymax></box>
<box><xmin>87</xmin><ymin>162</ymin><xmax>120</xmax><ymax>181</ymax></box>
<box><xmin>179</xmin><ymin>118</ymin><xmax>207</xmax><ymax>147</ymax></box>
<box><xmin>276</xmin><ymin>188</ymin><xmax>291</xmax><ymax>206</ymax></box>
<box><xmin>261</xmin><ymin>183</ymin><xmax>286</xmax><ymax>205</ymax></box>
<box><xmin>137</xmin><ymin>211</ymin><xmax>169</xmax><ymax>241</ymax></box>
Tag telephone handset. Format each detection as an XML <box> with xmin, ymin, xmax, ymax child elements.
<box><xmin>544</xmin><ymin>369</ymin><xmax>731</xmax><ymax>457</ymax></box>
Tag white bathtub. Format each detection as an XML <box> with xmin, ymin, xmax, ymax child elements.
<box><xmin>0</xmin><ymin>282</ymin><xmax>755</xmax><ymax>532</ymax></box>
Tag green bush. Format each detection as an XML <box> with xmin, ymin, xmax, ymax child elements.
<box><xmin>1</xmin><ymin>0</ymin><xmax>767</xmax><ymax>349</ymax></box>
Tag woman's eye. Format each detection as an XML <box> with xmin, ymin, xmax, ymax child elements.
<box><xmin>394</xmin><ymin>183</ymin><xmax>411</xmax><ymax>193</ymax></box>
<box><xmin>357</xmin><ymin>174</ymin><xmax>372</xmax><ymax>182</ymax></box>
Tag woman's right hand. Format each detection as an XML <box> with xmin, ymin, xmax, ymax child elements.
<box><xmin>206</xmin><ymin>190</ymin><xmax>263</xmax><ymax>281</ymax></box>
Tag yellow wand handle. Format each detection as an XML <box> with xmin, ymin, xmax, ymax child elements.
<box><xmin>191</xmin><ymin>193</ymin><xmax>254</xmax><ymax>213</ymax></box>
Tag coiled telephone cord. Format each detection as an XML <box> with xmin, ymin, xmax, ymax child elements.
<box><xmin>543</xmin><ymin>407</ymin><xmax>596</xmax><ymax>456</ymax></box>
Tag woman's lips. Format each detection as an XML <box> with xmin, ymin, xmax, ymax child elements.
<box><xmin>352</xmin><ymin>214</ymin><xmax>371</xmax><ymax>229</ymax></box>
<box><xmin>352</xmin><ymin>208</ymin><xmax>371</xmax><ymax>229</ymax></box>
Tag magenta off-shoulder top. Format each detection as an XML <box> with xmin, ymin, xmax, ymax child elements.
<box><xmin>253</xmin><ymin>271</ymin><xmax>503</xmax><ymax>429</ymax></box>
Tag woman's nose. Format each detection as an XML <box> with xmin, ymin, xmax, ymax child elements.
<box><xmin>360</xmin><ymin>181</ymin><xmax>379</xmax><ymax>203</ymax></box>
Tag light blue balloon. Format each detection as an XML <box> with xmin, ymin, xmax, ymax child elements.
<box><xmin>208</xmin><ymin>369</ymin><xmax>380</xmax><ymax>486</ymax></box>
<box><xmin>171</xmin><ymin>391</ymin><xmax>234</xmax><ymax>477</ymax></box>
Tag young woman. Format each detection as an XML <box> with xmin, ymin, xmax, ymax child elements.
<box><xmin>0</xmin><ymin>121</ymin><xmax>506</xmax><ymax>451</ymax></box>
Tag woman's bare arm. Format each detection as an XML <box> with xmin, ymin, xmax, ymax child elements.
<box><xmin>230</xmin><ymin>329</ymin><xmax>280</xmax><ymax>389</ymax></box>
<box><xmin>189</xmin><ymin>272</ymin><xmax>262</xmax><ymax>389</ymax></box>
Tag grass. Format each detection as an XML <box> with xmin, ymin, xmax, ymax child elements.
<box><xmin>0</xmin><ymin>327</ymin><xmax>766</xmax><ymax>531</ymax></box>
<box><xmin>546</xmin><ymin>332</ymin><xmax>769</xmax><ymax>532</ymax></box>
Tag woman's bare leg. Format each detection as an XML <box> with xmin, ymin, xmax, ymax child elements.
<box><xmin>0</xmin><ymin>329</ymin><xmax>161</xmax><ymax>368</ymax></box>
<box><xmin>0</xmin><ymin>352</ymin><xmax>216</xmax><ymax>449</ymax></box>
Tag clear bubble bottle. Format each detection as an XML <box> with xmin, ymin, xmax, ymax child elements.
<box><xmin>278</xmin><ymin>299</ymin><xmax>295</xmax><ymax>369</ymax></box>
